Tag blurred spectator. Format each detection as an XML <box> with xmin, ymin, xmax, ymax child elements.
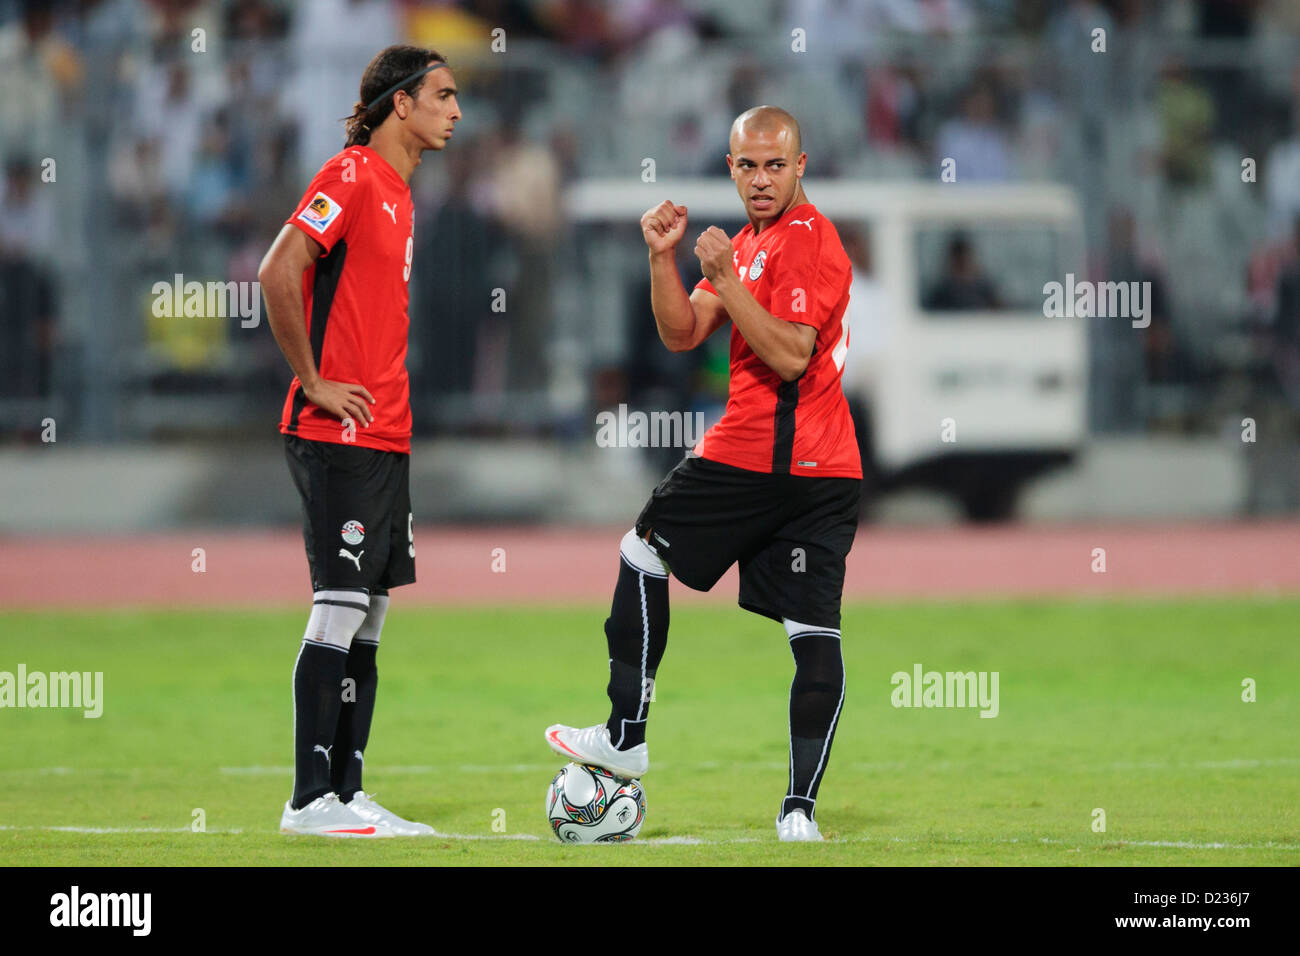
<box><xmin>839</xmin><ymin>226</ymin><xmax>885</xmax><ymax>495</ymax></box>
<box><xmin>864</xmin><ymin>64</ymin><xmax>923</xmax><ymax>154</ymax></box>
<box><xmin>0</xmin><ymin>247</ymin><xmax>56</xmax><ymax>401</ymax></box>
<box><xmin>288</xmin><ymin>0</ymin><xmax>401</xmax><ymax>178</ymax></box>
<box><xmin>0</xmin><ymin>156</ymin><xmax>56</xmax><ymax>262</ymax></box>
<box><xmin>487</xmin><ymin>118</ymin><xmax>562</xmax><ymax>394</ymax></box>
<box><xmin>1155</xmin><ymin>58</ymin><xmax>1214</xmax><ymax>191</ymax></box>
<box><xmin>839</xmin><ymin>226</ymin><xmax>887</xmax><ymax>398</ymax></box>
<box><xmin>411</xmin><ymin>141</ymin><xmax>506</xmax><ymax>415</ymax></box>
<box><xmin>187</xmin><ymin>109</ymin><xmax>245</xmax><ymax>230</ymax></box>
<box><xmin>226</xmin><ymin>0</ymin><xmax>289</xmax><ymax>40</ymax></box>
<box><xmin>1109</xmin><ymin>208</ymin><xmax>1177</xmax><ymax>381</ymax></box>
<box><xmin>0</xmin><ymin>2</ymin><xmax>83</xmax><ymax>160</ymax></box>
<box><xmin>1265</xmin><ymin>66</ymin><xmax>1300</xmax><ymax>241</ymax></box>
<box><xmin>109</xmin><ymin>137</ymin><xmax>168</xmax><ymax>223</ymax></box>
<box><xmin>785</xmin><ymin>0</ymin><xmax>874</xmax><ymax>76</ymax></box>
<box><xmin>924</xmin><ymin>233</ymin><xmax>1001</xmax><ymax>310</ymax></box>
<box><xmin>136</xmin><ymin>60</ymin><xmax>204</xmax><ymax>200</ymax></box>
<box><xmin>541</xmin><ymin>0</ymin><xmax>619</xmax><ymax>63</ymax></box>
<box><xmin>933</xmin><ymin>81</ymin><xmax>1012</xmax><ymax>182</ymax></box>
<box><xmin>1091</xmin><ymin>207</ymin><xmax>1184</xmax><ymax>431</ymax></box>
<box><xmin>1269</xmin><ymin>215</ymin><xmax>1300</xmax><ymax>407</ymax></box>
<box><xmin>865</xmin><ymin>0</ymin><xmax>975</xmax><ymax>35</ymax></box>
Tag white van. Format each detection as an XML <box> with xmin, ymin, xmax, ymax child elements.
<box><xmin>567</xmin><ymin>179</ymin><xmax>1087</xmax><ymax>520</ymax></box>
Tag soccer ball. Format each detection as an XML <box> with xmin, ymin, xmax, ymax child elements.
<box><xmin>546</xmin><ymin>762</ymin><xmax>646</xmax><ymax>843</ymax></box>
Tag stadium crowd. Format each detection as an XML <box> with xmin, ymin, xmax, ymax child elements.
<box><xmin>0</xmin><ymin>0</ymin><xmax>1297</xmax><ymax>460</ymax></box>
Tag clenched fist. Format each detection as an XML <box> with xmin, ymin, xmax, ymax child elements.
<box><xmin>641</xmin><ymin>200</ymin><xmax>688</xmax><ymax>255</ymax></box>
<box><xmin>694</xmin><ymin>226</ymin><xmax>734</xmax><ymax>283</ymax></box>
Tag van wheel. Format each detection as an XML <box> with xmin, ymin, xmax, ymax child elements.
<box><xmin>959</xmin><ymin>484</ymin><xmax>1019</xmax><ymax>523</ymax></box>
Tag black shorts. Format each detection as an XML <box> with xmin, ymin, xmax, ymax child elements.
<box><xmin>634</xmin><ymin>455</ymin><xmax>861</xmax><ymax>629</ymax></box>
<box><xmin>284</xmin><ymin>434</ymin><xmax>416</xmax><ymax>592</ymax></box>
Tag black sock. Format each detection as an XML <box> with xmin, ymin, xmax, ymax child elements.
<box><xmin>604</xmin><ymin>554</ymin><xmax>669</xmax><ymax>750</ymax></box>
<box><xmin>292</xmin><ymin>642</ymin><xmax>349</xmax><ymax>809</ymax></box>
<box><xmin>332</xmin><ymin>640</ymin><xmax>378</xmax><ymax>801</ymax></box>
<box><xmin>782</xmin><ymin>633</ymin><xmax>845</xmax><ymax>821</ymax></box>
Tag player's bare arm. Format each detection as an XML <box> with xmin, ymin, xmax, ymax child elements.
<box><xmin>695</xmin><ymin>225</ymin><xmax>816</xmax><ymax>382</ymax></box>
<box><xmin>642</xmin><ymin>200</ymin><xmax>730</xmax><ymax>352</ymax></box>
<box><xmin>259</xmin><ymin>224</ymin><xmax>375</xmax><ymax>425</ymax></box>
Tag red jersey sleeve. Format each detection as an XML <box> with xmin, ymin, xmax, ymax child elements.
<box><xmin>694</xmin><ymin>275</ymin><xmax>718</xmax><ymax>296</ymax></box>
<box><xmin>767</xmin><ymin>222</ymin><xmax>828</xmax><ymax>330</ymax></box>
<box><xmin>286</xmin><ymin>153</ymin><xmax>362</xmax><ymax>255</ymax></box>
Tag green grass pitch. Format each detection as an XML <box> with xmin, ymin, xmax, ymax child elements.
<box><xmin>1</xmin><ymin>598</ymin><xmax>1297</xmax><ymax>866</ymax></box>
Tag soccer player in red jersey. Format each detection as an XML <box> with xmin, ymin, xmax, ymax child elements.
<box><xmin>259</xmin><ymin>45</ymin><xmax>460</xmax><ymax>837</ymax></box>
<box><xmin>547</xmin><ymin>107</ymin><xmax>862</xmax><ymax>840</ymax></box>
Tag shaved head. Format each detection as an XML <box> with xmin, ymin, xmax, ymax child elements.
<box><xmin>729</xmin><ymin>105</ymin><xmax>802</xmax><ymax>155</ymax></box>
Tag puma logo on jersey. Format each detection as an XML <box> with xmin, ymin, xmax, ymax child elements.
<box><xmin>382</xmin><ymin>202</ymin><xmax>397</xmax><ymax>224</ymax></box>
<box><xmin>790</xmin><ymin>216</ymin><xmax>815</xmax><ymax>230</ymax></box>
<box><xmin>338</xmin><ymin>548</ymin><xmax>364</xmax><ymax>570</ymax></box>
<box><xmin>313</xmin><ymin>744</ymin><xmax>333</xmax><ymax>766</ymax></box>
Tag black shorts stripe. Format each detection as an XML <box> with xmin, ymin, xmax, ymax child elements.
<box><xmin>289</xmin><ymin>239</ymin><xmax>349</xmax><ymax>432</ymax></box>
<box><xmin>312</xmin><ymin>598</ymin><xmax>370</xmax><ymax>613</ymax></box>
<box><xmin>771</xmin><ymin>378</ymin><xmax>799</xmax><ymax>474</ymax></box>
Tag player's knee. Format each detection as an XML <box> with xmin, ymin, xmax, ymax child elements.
<box><xmin>303</xmin><ymin>590</ymin><xmax>371</xmax><ymax>651</ymax></box>
<box><xmin>621</xmin><ymin>528</ymin><xmax>668</xmax><ymax>577</ymax></box>
<box><xmin>354</xmin><ymin>592</ymin><xmax>389</xmax><ymax>647</ymax></box>
<box><xmin>785</xmin><ymin>619</ymin><xmax>844</xmax><ymax>686</ymax></box>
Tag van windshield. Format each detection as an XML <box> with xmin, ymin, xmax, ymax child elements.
<box><xmin>916</xmin><ymin>224</ymin><xmax>1061</xmax><ymax>314</ymax></box>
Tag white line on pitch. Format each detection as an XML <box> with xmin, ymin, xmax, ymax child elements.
<box><xmin>0</xmin><ymin>825</ymin><xmax>1293</xmax><ymax>850</ymax></box>
<box><xmin>3</xmin><ymin>755</ymin><xmax>1297</xmax><ymax>778</ymax></box>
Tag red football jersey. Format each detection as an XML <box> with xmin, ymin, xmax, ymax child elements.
<box><xmin>694</xmin><ymin>202</ymin><xmax>861</xmax><ymax>478</ymax></box>
<box><xmin>279</xmin><ymin>145</ymin><xmax>415</xmax><ymax>453</ymax></box>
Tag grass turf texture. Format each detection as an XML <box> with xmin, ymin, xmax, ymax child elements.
<box><xmin>1</xmin><ymin>599</ymin><xmax>1297</xmax><ymax>866</ymax></box>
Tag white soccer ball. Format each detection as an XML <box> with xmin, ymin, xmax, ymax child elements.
<box><xmin>546</xmin><ymin>762</ymin><xmax>646</xmax><ymax>843</ymax></box>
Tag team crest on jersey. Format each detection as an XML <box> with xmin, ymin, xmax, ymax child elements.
<box><xmin>748</xmin><ymin>250</ymin><xmax>767</xmax><ymax>281</ymax></box>
<box><xmin>298</xmin><ymin>191</ymin><xmax>343</xmax><ymax>234</ymax></box>
<box><xmin>341</xmin><ymin>520</ymin><xmax>365</xmax><ymax>546</ymax></box>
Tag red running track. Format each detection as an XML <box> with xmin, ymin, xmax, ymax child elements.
<box><xmin>0</xmin><ymin>522</ymin><xmax>1296</xmax><ymax>608</ymax></box>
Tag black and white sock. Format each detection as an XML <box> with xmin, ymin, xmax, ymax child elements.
<box><xmin>333</xmin><ymin>591</ymin><xmax>387</xmax><ymax>801</ymax></box>
<box><xmin>781</xmin><ymin>621</ymin><xmax>845</xmax><ymax>822</ymax></box>
<box><xmin>604</xmin><ymin>530</ymin><xmax>669</xmax><ymax>751</ymax></box>
<box><xmin>291</xmin><ymin>589</ymin><xmax>369</xmax><ymax>810</ymax></box>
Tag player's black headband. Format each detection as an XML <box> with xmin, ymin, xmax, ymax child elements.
<box><xmin>365</xmin><ymin>61</ymin><xmax>447</xmax><ymax>112</ymax></box>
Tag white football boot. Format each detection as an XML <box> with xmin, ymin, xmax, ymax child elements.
<box><xmin>776</xmin><ymin>808</ymin><xmax>824</xmax><ymax>842</ymax></box>
<box><xmin>545</xmin><ymin>723</ymin><xmax>648</xmax><ymax>780</ymax></box>
<box><xmin>279</xmin><ymin>791</ymin><xmax>394</xmax><ymax>837</ymax></box>
<box><xmin>346</xmin><ymin>792</ymin><xmax>435</xmax><ymax>836</ymax></box>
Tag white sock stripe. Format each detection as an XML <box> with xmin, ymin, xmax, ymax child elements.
<box><xmin>789</xmin><ymin>631</ymin><xmax>841</xmax><ymax>642</ymax></box>
<box><xmin>620</xmin><ymin>529</ymin><xmax>668</xmax><ymax>577</ymax></box>
<box><xmin>806</xmin><ymin>670</ymin><xmax>846</xmax><ymax>798</ymax></box>
<box><xmin>783</xmin><ymin>618</ymin><xmax>839</xmax><ymax>639</ymax></box>
<box><xmin>615</xmin><ymin>717</ymin><xmax>645</xmax><ymax>750</ymax></box>
<box><xmin>298</xmin><ymin>640</ymin><xmax>349</xmax><ymax>655</ymax></box>
<box><xmin>786</xmin><ymin>671</ymin><xmax>796</xmax><ymax>798</ymax></box>
<box><xmin>635</xmin><ymin>570</ymin><xmax>650</xmax><ymax>723</ymax></box>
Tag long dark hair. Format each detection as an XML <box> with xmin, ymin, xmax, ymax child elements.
<box><xmin>344</xmin><ymin>45</ymin><xmax>446</xmax><ymax>147</ymax></box>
